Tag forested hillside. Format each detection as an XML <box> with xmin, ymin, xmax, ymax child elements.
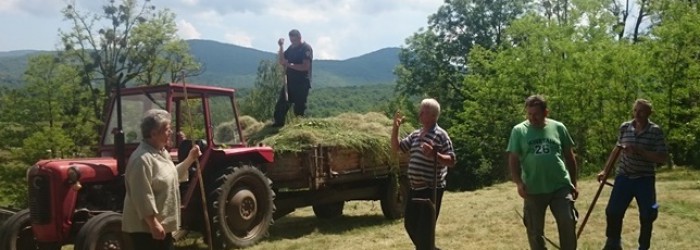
<box><xmin>0</xmin><ymin>40</ymin><xmax>400</xmax><ymax>89</ymax></box>
<box><xmin>306</xmin><ymin>84</ymin><xmax>397</xmax><ymax>117</ymax></box>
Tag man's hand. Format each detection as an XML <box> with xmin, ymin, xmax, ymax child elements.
<box><xmin>596</xmin><ymin>170</ymin><xmax>606</xmax><ymax>183</ymax></box>
<box><xmin>421</xmin><ymin>141</ymin><xmax>434</xmax><ymax>157</ymax></box>
<box><xmin>393</xmin><ymin>111</ymin><xmax>404</xmax><ymax>128</ymax></box>
<box><xmin>622</xmin><ymin>144</ymin><xmax>638</xmax><ymax>155</ymax></box>
<box><xmin>278</xmin><ymin>38</ymin><xmax>285</xmax><ymax>47</ymax></box>
<box><xmin>571</xmin><ymin>186</ymin><xmax>579</xmax><ymax>200</ymax></box>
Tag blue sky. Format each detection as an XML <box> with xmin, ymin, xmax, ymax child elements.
<box><xmin>0</xmin><ymin>0</ymin><xmax>444</xmax><ymax>60</ymax></box>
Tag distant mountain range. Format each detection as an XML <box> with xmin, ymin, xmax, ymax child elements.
<box><xmin>0</xmin><ymin>39</ymin><xmax>401</xmax><ymax>89</ymax></box>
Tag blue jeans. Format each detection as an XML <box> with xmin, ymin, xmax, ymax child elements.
<box><xmin>604</xmin><ymin>175</ymin><xmax>658</xmax><ymax>250</ymax></box>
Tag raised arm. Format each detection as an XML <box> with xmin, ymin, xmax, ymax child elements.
<box><xmin>277</xmin><ymin>38</ymin><xmax>286</xmax><ymax>66</ymax></box>
<box><xmin>391</xmin><ymin>111</ymin><xmax>403</xmax><ymax>153</ymax></box>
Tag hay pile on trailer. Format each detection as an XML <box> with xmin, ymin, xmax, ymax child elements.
<box><xmin>241</xmin><ymin>112</ymin><xmax>414</xmax><ymax>165</ymax></box>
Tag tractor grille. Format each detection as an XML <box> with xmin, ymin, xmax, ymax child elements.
<box><xmin>28</xmin><ymin>175</ymin><xmax>51</xmax><ymax>224</ymax></box>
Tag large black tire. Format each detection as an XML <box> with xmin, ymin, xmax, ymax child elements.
<box><xmin>312</xmin><ymin>202</ymin><xmax>344</xmax><ymax>219</ymax></box>
<box><xmin>74</xmin><ymin>212</ymin><xmax>131</xmax><ymax>250</ymax></box>
<box><xmin>0</xmin><ymin>209</ymin><xmax>40</xmax><ymax>250</ymax></box>
<box><xmin>381</xmin><ymin>174</ymin><xmax>410</xmax><ymax>220</ymax></box>
<box><xmin>210</xmin><ymin>165</ymin><xmax>275</xmax><ymax>249</ymax></box>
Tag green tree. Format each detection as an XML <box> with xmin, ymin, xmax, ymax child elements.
<box><xmin>60</xmin><ymin>0</ymin><xmax>199</xmax><ymax>124</ymax></box>
<box><xmin>9</xmin><ymin>54</ymin><xmax>95</xmax><ymax>162</ymax></box>
<box><xmin>395</xmin><ymin>0</ymin><xmax>529</xmax><ymax>127</ymax></box>
<box><xmin>643</xmin><ymin>0</ymin><xmax>700</xmax><ymax>167</ymax></box>
<box><xmin>239</xmin><ymin>60</ymin><xmax>284</xmax><ymax>121</ymax></box>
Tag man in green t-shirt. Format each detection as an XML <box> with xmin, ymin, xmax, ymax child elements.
<box><xmin>507</xmin><ymin>95</ymin><xmax>579</xmax><ymax>250</ymax></box>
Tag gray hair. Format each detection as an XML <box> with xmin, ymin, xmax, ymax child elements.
<box><xmin>421</xmin><ymin>98</ymin><xmax>441</xmax><ymax>119</ymax></box>
<box><xmin>634</xmin><ymin>98</ymin><xmax>653</xmax><ymax>111</ymax></box>
<box><xmin>141</xmin><ymin>109</ymin><xmax>171</xmax><ymax>139</ymax></box>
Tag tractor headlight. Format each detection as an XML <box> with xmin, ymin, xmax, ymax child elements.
<box><xmin>67</xmin><ymin>166</ymin><xmax>81</xmax><ymax>185</ymax></box>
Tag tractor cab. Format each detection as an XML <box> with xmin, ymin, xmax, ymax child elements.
<box><xmin>99</xmin><ymin>83</ymin><xmax>247</xmax><ymax>162</ymax></box>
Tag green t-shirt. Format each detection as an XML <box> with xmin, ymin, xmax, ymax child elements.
<box><xmin>506</xmin><ymin>118</ymin><xmax>575</xmax><ymax>194</ymax></box>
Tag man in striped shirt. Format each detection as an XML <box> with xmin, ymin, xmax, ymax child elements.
<box><xmin>600</xmin><ymin>99</ymin><xmax>668</xmax><ymax>250</ymax></box>
<box><xmin>391</xmin><ymin>98</ymin><xmax>456</xmax><ymax>250</ymax></box>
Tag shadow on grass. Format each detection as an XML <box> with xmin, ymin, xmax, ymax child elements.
<box><xmin>173</xmin><ymin>214</ymin><xmax>398</xmax><ymax>249</ymax></box>
<box><xmin>265</xmin><ymin>214</ymin><xmax>396</xmax><ymax>241</ymax></box>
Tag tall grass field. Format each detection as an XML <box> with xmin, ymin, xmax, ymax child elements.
<box><xmin>54</xmin><ymin>168</ymin><xmax>700</xmax><ymax>249</ymax></box>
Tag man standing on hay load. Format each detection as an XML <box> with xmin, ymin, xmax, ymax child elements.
<box><xmin>272</xmin><ymin>29</ymin><xmax>313</xmax><ymax>127</ymax></box>
<box><xmin>507</xmin><ymin>95</ymin><xmax>579</xmax><ymax>250</ymax></box>
<box><xmin>391</xmin><ymin>98</ymin><xmax>456</xmax><ymax>250</ymax></box>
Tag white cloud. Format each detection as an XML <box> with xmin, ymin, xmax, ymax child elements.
<box><xmin>177</xmin><ymin>19</ymin><xmax>201</xmax><ymax>39</ymax></box>
<box><xmin>193</xmin><ymin>10</ymin><xmax>226</xmax><ymax>26</ymax></box>
<box><xmin>268</xmin><ymin>5</ymin><xmax>329</xmax><ymax>23</ymax></box>
<box><xmin>180</xmin><ymin>0</ymin><xmax>199</xmax><ymax>6</ymax></box>
<box><xmin>0</xmin><ymin>0</ymin><xmax>446</xmax><ymax>59</ymax></box>
<box><xmin>0</xmin><ymin>0</ymin><xmax>19</xmax><ymax>12</ymax></box>
<box><xmin>224</xmin><ymin>32</ymin><xmax>253</xmax><ymax>48</ymax></box>
<box><xmin>314</xmin><ymin>36</ymin><xmax>337</xmax><ymax>60</ymax></box>
<box><xmin>0</xmin><ymin>0</ymin><xmax>64</xmax><ymax>16</ymax></box>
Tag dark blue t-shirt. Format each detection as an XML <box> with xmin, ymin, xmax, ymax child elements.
<box><xmin>284</xmin><ymin>42</ymin><xmax>313</xmax><ymax>86</ymax></box>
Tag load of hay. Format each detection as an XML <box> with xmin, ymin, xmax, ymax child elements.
<box><xmin>239</xmin><ymin>112</ymin><xmax>415</xmax><ymax>166</ymax></box>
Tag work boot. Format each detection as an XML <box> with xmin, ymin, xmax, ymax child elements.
<box><xmin>603</xmin><ymin>238</ymin><xmax>622</xmax><ymax>250</ymax></box>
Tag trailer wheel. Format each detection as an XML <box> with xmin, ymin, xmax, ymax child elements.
<box><xmin>74</xmin><ymin>212</ymin><xmax>131</xmax><ymax>250</ymax></box>
<box><xmin>210</xmin><ymin>165</ymin><xmax>274</xmax><ymax>249</ymax></box>
<box><xmin>0</xmin><ymin>209</ymin><xmax>43</xmax><ymax>250</ymax></box>
<box><xmin>381</xmin><ymin>174</ymin><xmax>409</xmax><ymax>220</ymax></box>
<box><xmin>312</xmin><ymin>202</ymin><xmax>344</xmax><ymax>219</ymax></box>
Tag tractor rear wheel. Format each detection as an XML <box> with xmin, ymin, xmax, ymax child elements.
<box><xmin>210</xmin><ymin>165</ymin><xmax>275</xmax><ymax>249</ymax></box>
<box><xmin>312</xmin><ymin>201</ymin><xmax>344</xmax><ymax>219</ymax></box>
<box><xmin>381</xmin><ymin>174</ymin><xmax>409</xmax><ymax>220</ymax></box>
<box><xmin>74</xmin><ymin>212</ymin><xmax>130</xmax><ymax>250</ymax></box>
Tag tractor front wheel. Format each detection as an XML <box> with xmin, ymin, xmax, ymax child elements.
<box><xmin>74</xmin><ymin>212</ymin><xmax>131</xmax><ymax>250</ymax></box>
<box><xmin>0</xmin><ymin>209</ymin><xmax>43</xmax><ymax>250</ymax></box>
<box><xmin>210</xmin><ymin>165</ymin><xmax>275</xmax><ymax>249</ymax></box>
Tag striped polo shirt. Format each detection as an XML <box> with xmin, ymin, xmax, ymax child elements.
<box><xmin>616</xmin><ymin>120</ymin><xmax>668</xmax><ymax>178</ymax></box>
<box><xmin>399</xmin><ymin>124</ymin><xmax>455</xmax><ymax>189</ymax></box>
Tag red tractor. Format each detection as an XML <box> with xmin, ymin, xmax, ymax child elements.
<box><xmin>0</xmin><ymin>83</ymin><xmax>278</xmax><ymax>249</ymax></box>
<box><xmin>0</xmin><ymin>82</ymin><xmax>409</xmax><ymax>250</ymax></box>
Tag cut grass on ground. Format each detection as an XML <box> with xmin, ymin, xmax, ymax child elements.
<box><xmin>57</xmin><ymin>168</ymin><xmax>700</xmax><ymax>250</ymax></box>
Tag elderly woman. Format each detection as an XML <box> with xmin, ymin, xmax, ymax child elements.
<box><xmin>122</xmin><ymin>109</ymin><xmax>201</xmax><ymax>249</ymax></box>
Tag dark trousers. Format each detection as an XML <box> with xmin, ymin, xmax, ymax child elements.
<box><xmin>273</xmin><ymin>80</ymin><xmax>310</xmax><ymax>125</ymax></box>
<box><xmin>522</xmin><ymin>188</ymin><xmax>578</xmax><ymax>250</ymax></box>
<box><xmin>405</xmin><ymin>187</ymin><xmax>444</xmax><ymax>250</ymax></box>
<box><xmin>604</xmin><ymin>175</ymin><xmax>658</xmax><ymax>250</ymax></box>
<box><xmin>128</xmin><ymin>232</ymin><xmax>174</xmax><ymax>250</ymax></box>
